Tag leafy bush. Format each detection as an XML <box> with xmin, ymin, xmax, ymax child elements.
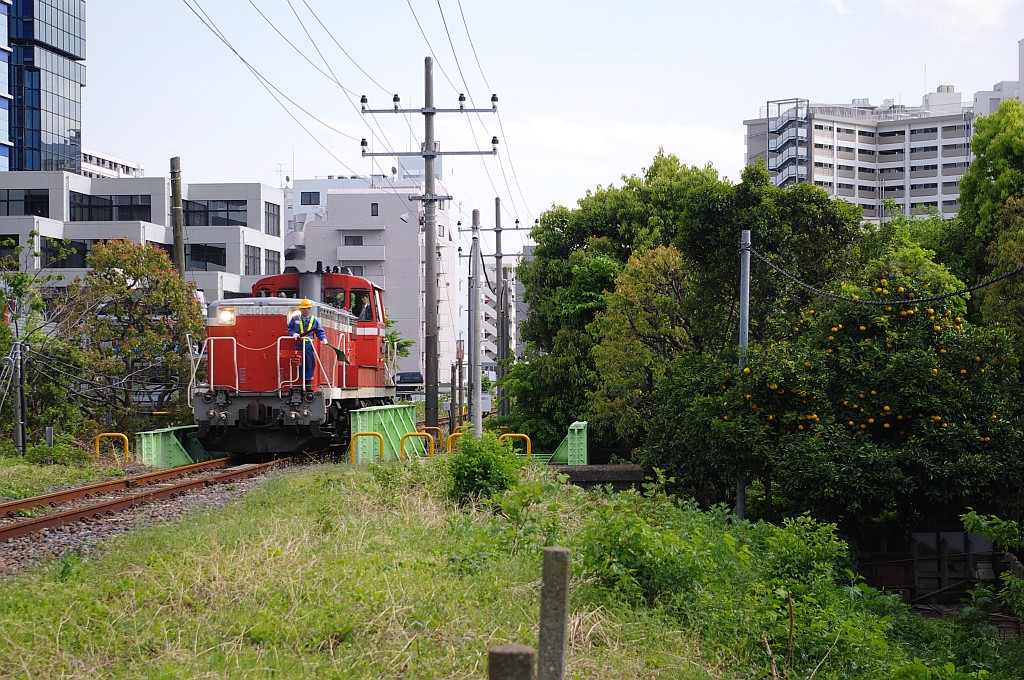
<box><xmin>24</xmin><ymin>434</ymin><xmax>91</xmax><ymax>467</ymax></box>
<box><xmin>446</xmin><ymin>432</ymin><xmax>523</xmax><ymax>504</ymax></box>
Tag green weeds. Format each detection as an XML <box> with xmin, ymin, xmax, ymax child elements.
<box><xmin>0</xmin><ymin>458</ymin><xmax>1021</xmax><ymax>678</ymax></box>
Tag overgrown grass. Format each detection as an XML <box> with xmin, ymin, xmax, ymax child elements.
<box><xmin>1</xmin><ymin>459</ymin><xmax>1021</xmax><ymax>678</ymax></box>
<box><xmin>0</xmin><ymin>456</ymin><xmax>125</xmax><ymax>500</ymax></box>
<box><xmin>0</xmin><ymin>462</ymin><xmax>711</xmax><ymax>679</ymax></box>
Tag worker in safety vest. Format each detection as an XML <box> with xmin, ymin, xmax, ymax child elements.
<box><xmin>287</xmin><ymin>298</ymin><xmax>326</xmax><ymax>387</ymax></box>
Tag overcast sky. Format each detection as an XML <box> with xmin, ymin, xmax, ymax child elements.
<box><xmin>84</xmin><ymin>1</ymin><xmax>1024</xmax><ymax>253</ymax></box>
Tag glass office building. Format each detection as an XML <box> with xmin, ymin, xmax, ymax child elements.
<box><xmin>9</xmin><ymin>0</ymin><xmax>85</xmax><ymax>172</ymax></box>
<box><xmin>0</xmin><ymin>1</ymin><xmax>12</xmax><ymax>171</ymax></box>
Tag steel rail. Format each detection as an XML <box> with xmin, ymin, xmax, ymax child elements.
<box><xmin>0</xmin><ymin>458</ymin><xmax>233</xmax><ymax>517</ymax></box>
<box><xmin>0</xmin><ymin>459</ymin><xmax>288</xmax><ymax>542</ymax></box>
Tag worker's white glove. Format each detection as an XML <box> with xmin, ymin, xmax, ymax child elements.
<box><xmin>291</xmin><ymin>333</ymin><xmax>300</xmax><ymax>339</ymax></box>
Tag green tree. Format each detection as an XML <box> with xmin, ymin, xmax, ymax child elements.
<box><xmin>588</xmin><ymin>245</ymin><xmax>699</xmax><ymax>445</ymax></box>
<box><xmin>58</xmin><ymin>240</ymin><xmax>205</xmax><ymax>432</ymax></box>
<box><xmin>641</xmin><ymin>221</ymin><xmax>1024</xmax><ymax>533</ymax></box>
<box><xmin>957</xmin><ymin>99</ymin><xmax>1024</xmax><ymax>279</ymax></box>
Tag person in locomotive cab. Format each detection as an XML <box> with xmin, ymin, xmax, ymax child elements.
<box><xmin>355</xmin><ymin>292</ymin><xmax>373</xmax><ymax>321</ymax></box>
<box><xmin>287</xmin><ymin>298</ymin><xmax>326</xmax><ymax>388</ymax></box>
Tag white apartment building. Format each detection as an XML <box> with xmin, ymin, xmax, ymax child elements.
<box><xmin>744</xmin><ymin>38</ymin><xmax>1024</xmax><ymax>221</ymax></box>
<box><xmin>81</xmin><ymin>148</ymin><xmax>145</xmax><ymax>179</ymax></box>
<box><xmin>745</xmin><ymin>89</ymin><xmax>973</xmax><ymax>221</ymax></box>
<box><xmin>0</xmin><ymin>171</ymin><xmax>284</xmax><ymax>304</ymax></box>
<box><xmin>283</xmin><ymin>174</ymin><xmax>462</xmax><ymax>376</ymax></box>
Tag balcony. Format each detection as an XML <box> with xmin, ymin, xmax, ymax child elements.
<box><xmin>336</xmin><ymin>244</ymin><xmax>385</xmax><ymax>261</ymax></box>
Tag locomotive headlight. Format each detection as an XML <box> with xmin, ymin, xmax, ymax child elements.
<box><xmin>217</xmin><ymin>307</ymin><xmax>236</xmax><ymax>326</ymax></box>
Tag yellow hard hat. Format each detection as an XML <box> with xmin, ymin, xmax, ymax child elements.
<box><xmin>298</xmin><ymin>298</ymin><xmax>313</xmax><ymax>309</ymax></box>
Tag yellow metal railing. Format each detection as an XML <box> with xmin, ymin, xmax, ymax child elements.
<box><xmin>446</xmin><ymin>432</ymin><xmax>464</xmax><ymax>455</ymax></box>
<box><xmin>95</xmin><ymin>433</ymin><xmax>130</xmax><ymax>465</ymax></box>
<box><xmin>499</xmin><ymin>432</ymin><xmax>532</xmax><ymax>458</ymax></box>
<box><xmin>400</xmin><ymin>432</ymin><xmax>436</xmax><ymax>460</ymax></box>
<box><xmin>349</xmin><ymin>431</ymin><xmax>385</xmax><ymax>464</ymax></box>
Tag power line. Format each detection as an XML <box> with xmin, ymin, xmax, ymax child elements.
<box><xmin>749</xmin><ymin>247</ymin><xmax>1024</xmax><ymax>305</ymax></box>
<box><xmin>243</xmin><ymin>0</ymin><xmax>418</xmax><ymax>185</ymax></box>
<box><xmin>456</xmin><ymin>0</ymin><xmax>534</xmax><ymax>224</ymax></box>
<box><xmin>434</xmin><ymin>1</ymin><xmax>516</xmax><ymax>220</ymax></box>
<box><xmin>181</xmin><ymin>0</ymin><xmax>363</xmax><ymax>178</ymax></box>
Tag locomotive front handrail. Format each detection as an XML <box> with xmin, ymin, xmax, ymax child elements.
<box><xmin>277</xmin><ymin>335</ymin><xmax>337</xmax><ymax>399</ymax></box>
<box><xmin>203</xmin><ymin>336</ymin><xmax>240</xmax><ymax>393</ymax></box>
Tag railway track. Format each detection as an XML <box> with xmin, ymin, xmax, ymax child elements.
<box><xmin>0</xmin><ymin>458</ymin><xmax>289</xmax><ymax>543</ymax></box>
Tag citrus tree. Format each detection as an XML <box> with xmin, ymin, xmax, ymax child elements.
<box><xmin>640</xmin><ymin>222</ymin><xmax>1024</xmax><ymax>531</ymax></box>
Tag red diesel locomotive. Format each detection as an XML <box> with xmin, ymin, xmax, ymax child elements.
<box><xmin>191</xmin><ymin>264</ymin><xmax>397</xmax><ymax>453</ymax></box>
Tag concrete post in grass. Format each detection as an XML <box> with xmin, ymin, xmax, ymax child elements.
<box><xmin>537</xmin><ymin>546</ymin><xmax>570</xmax><ymax>680</ymax></box>
<box><xmin>488</xmin><ymin>643</ymin><xmax>536</xmax><ymax>680</ymax></box>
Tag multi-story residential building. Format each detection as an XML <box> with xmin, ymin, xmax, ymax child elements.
<box><xmin>283</xmin><ymin>175</ymin><xmax>461</xmax><ymax>375</ymax></box>
<box><xmin>744</xmin><ymin>88</ymin><xmax>973</xmax><ymax>221</ymax></box>
<box><xmin>0</xmin><ymin>171</ymin><xmax>284</xmax><ymax>303</ymax></box>
<box><xmin>9</xmin><ymin>0</ymin><xmax>86</xmax><ymax>173</ymax></box>
<box><xmin>744</xmin><ymin>38</ymin><xmax>1024</xmax><ymax>222</ymax></box>
<box><xmin>81</xmin><ymin>148</ymin><xmax>144</xmax><ymax>179</ymax></box>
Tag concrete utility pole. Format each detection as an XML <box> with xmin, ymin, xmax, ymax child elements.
<box><xmin>12</xmin><ymin>341</ymin><xmax>26</xmax><ymax>456</ymax></box>
<box><xmin>170</xmin><ymin>157</ymin><xmax>185</xmax><ymax>278</ymax></box>
<box><xmin>469</xmin><ymin>210</ymin><xmax>482</xmax><ymax>437</ymax></box>
<box><xmin>736</xmin><ymin>229</ymin><xmax>751</xmax><ymax>520</ymax></box>
<box><xmin>471</xmin><ymin>206</ymin><xmax>529</xmax><ymax>418</ymax></box>
<box><xmin>494</xmin><ymin>198</ymin><xmax>506</xmax><ymax>417</ymax></box>
<box><xmin>361</xmin><ymin>58</ymin><xmax>498</xmax><ymax>429</ymax></box>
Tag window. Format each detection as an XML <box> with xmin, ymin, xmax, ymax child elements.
<box><xmin>0</xmin><ymin>234</ymin><xmax>20</xmax><ymax>270</ymax></box>
<box><xmin>245</xmin><ymin>245</ymin><xmax>261</xmax><ymax>276</ymax></box>
<box><xmin>858</xmin><ymin>130</ymin><xmax>876</xmax><ymax>139</ymax></box>
<box><xmin>183</xmin><ymin>199</ymin><xmax>248</xmax><ymax>227</ymax></box>
<box><xmin>69</xmin><ymin>192</ymin><xmax>151</xmax><ymax>222</ymax></box>
<box><xmin>42</xmin><ymin>237</ymin><xmax>91</xmax><ymax>268</ymax></box>
<box><xmin>370</xmin><ymin>202</ymin><xmax>379</xmax><ymax>217</ymax></box>
<box><xmin>0</xmin><ymin>189</ymin><xmax>49</xmax><ymax>217</ymax></box>
<box><xmin>344</xmin><ymin>265</ymin><xmax>364</xmax><ymax>276</ymax></box>
<box><xmin>300</xmin><ymin>191</ymin><xmax>320</xmax><ymax>205</ymax></box>
<box><xmin>911</xmin><ymin>127</ymin><xmax>938</xmax><ymax>135</ymax></box>
<box><xmin>344</xmin><ymin>235</ymin><xmax>363</xmax><ymax>246</ymax></box>
<box><xmin>185</xmin><ymin>243</ymin><xmax>227</xmax><ymax>272</ymax></box>
<box><xmin>264</xmin><ymin>249</ymin><xmax>281</xmax><ymax>275</ymax></box>
<box><xmin>264</xmin><ymin>202</ymin><xmax>280</xmax><ymax>236</ymax></box>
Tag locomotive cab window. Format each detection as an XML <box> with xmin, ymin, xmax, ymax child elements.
<box><xmin>324</xmin><ymin>287</ymin><xmax>347</xmax><ymax>308</ymax></box>
<box><xmin>351</xmin><ymin>289</ymin><xmax>373</xmax><ymax>321</ymax></box>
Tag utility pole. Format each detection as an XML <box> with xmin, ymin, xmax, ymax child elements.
<box><xmin>468</xmin><ymin>208</ymin><xmax>529</xmax><ymax>418</ymax></box>
<box><xmin>494</xmin><ymin>198</ymin><xmax>506</xmax><ymax>417</ymax></box>
<box><xmin>361</xmin><ymin>58</ymin><xmax>498</xmax><ymax>429</ymax></box>
<box><xmin>469</xmin><ymin>210</ymin><xmax>482</xmax><ymax>436</ymax></box>
<box><xmin>737</xmin><ymin>229</ymin><xmax>751</xmax><ymax>520</ymax></box>
<box><xmin>170</xmin><ymin>157</ymin><xmax>185</xmax><ymax>278</ymax></box>
<box><xmin>12</xmin><ymin>340</ymin><xmax>26</xmax><ymax>456</ymax></box>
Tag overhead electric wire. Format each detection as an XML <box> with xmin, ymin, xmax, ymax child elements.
<box><xmin>433</xmin><ymin>0</ymin><xmax>518</xmax><ymax>222</ymax></box>
<box><xmin>181</xmin><ymin>0</ymin><xmax>363</xmax><ymax>179</ymax></box>
<box><xmin>249</xmin><ymin>0</ymin><xmax>418</xmax><ymax>194</ymax></box>
<box><xmin>457</xmin><ymin>0</ymin><xmax>534</xmax><ymax>224</ymax></box>
<box><xmin>298</xmin><ymin>0</ymin><xmax>424</xmax><ymax>168</ymax></box>
<box><xmin>282</xmin><ymin>0</ymin><xmax>411</xmax><ymax>180</ymax></box>
<box><xmin>406</xmin><ymin>0</ymin><xmax>460</xmax><ymax>93</ymax></box>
